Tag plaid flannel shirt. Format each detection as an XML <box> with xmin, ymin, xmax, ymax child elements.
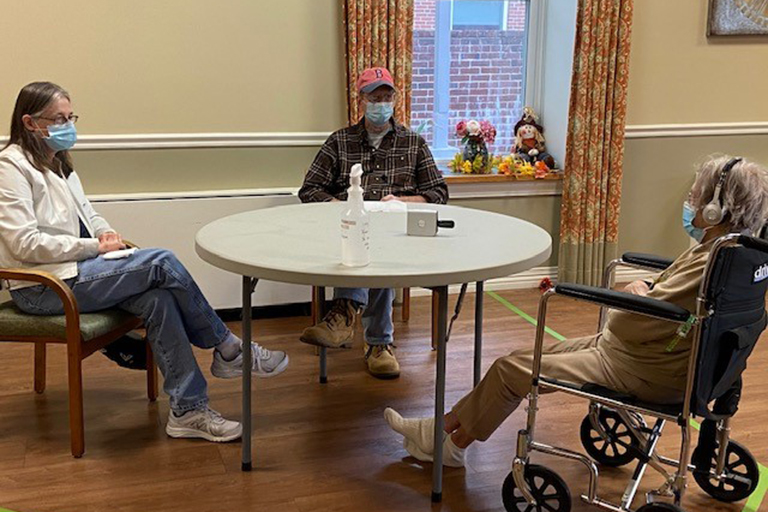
<box><xmin>299</xmin><ymin>119</ymin><xmax>448</xmax><ymax>204</ymax></box>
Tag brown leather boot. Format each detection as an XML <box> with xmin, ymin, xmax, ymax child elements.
<box><xmin>364</xmin><ymin>343</ymin><xmax>400</xmax><ymax>379</ymax></box>
<box><xmin>300</xmin><ymin>299</ymin><xmax>358</xmax><ymax>348</ymax></box>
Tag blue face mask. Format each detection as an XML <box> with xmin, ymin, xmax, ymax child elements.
<box><xmin>43</xmin><ymin>121</ymin><xmax>77</xmax><ymax>152</ymax></box>
<box><xmin>365</xmin><ymin>102</ymin><xmax>394</xmax><ymax>126</ymax></box>
<box><xmin>682</xmin><ymin>202</ymin><xmax>705</xmax><ymax>242</ymax></box>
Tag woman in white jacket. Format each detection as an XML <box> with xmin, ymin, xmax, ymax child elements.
<box><xmin>0</xmin><ymin>82</ymin><xmax>289</xmax><ymax>443</ymax></box>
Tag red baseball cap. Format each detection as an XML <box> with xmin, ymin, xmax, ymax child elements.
<box><xmin>357</xmin><ymin>67</ymin><xmax>396</xmax><ymax>94</ymax></box>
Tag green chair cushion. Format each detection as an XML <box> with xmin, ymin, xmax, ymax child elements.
<box><xmin>0</xmin><ymin>300</ymin><xmax>138</xmax><ymax>341</ymax></box>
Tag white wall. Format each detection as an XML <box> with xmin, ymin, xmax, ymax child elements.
<box><xmin>538</xmin><ymin>0</ymin><xmax>578</xmax><ymax>167</ymax></box>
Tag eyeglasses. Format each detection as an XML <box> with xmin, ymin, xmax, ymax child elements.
<box><xmin>364</xmin><ymin>92</ymin><xmax>396</xmax><ymax>103</ymax></box>
<box><xmin>36</xmin><ymin>114</ymin><xmax>79</xmax><ymax>125</ymax></box>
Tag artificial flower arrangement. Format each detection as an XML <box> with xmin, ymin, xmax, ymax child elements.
<box><xmin>497</xmin><ymin>154</ymin><xmax>553</xmax><ymax>179</ymax></box>
<box><xmin>446</xmin><ymin>109</ymin><xmax>561</xmax><ymax>179</ymax></box>
<box><xmin>447</xmin><ymin>119</ymin><xmax>497</xmax><ymax>174</ymax></box>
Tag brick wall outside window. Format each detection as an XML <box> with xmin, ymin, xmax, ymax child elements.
<box><xmin>411</xmin><ymin>0</ymin><xmax>528</xmax><ymax>155</ymax></box>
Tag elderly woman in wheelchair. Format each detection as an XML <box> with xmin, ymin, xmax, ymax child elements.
<box><xmin>385</xmin><ymin>155</ymin><xmax>768</xmax><ymax>512</ymax></box>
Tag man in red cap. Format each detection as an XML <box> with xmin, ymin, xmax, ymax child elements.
<box><xmin>299</xmin><ymin>67</ymin><xmax>447</xmax><ymax>380</ymax></box>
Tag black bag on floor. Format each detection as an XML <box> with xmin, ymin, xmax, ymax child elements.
<box><xmin>100</xmin><ymin>331</ymin><xmax>148</xmax><ymax>370</ymax></box>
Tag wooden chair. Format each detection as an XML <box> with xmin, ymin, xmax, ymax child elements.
<box><xmin>0</xmin><ymin>268</ymin><xmax>158</xmax><ymax>458</ymax></box>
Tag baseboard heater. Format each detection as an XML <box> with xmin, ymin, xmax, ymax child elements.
<box><xmin>90</xmin><ymin>188</ymin><xmax>309</xmax><ymax>310</ymax></box>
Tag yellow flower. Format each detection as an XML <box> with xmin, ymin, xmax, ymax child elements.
<box><xmin>462</xmin><ymin>161</ymin><xmax>473</xmax><ymax>174</ymax></box>
<box><xmin>518</xmin><ymin>162</ymin><xmax>535</xmax><ymax>175</ymax></box>
<box><xmin>449</xmin><ymin>153</ymin><xmax>464</xmax><ymax>172</ymax></box>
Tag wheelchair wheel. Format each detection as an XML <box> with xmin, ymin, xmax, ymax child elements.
<box><xmin>636</xmin><ymin>502</ymin><xmax>685</xmax><ymax>512</ymax></box>
<box><xmin>692</xmin><ymin>439</ymin><xmax>759</xmax><ymax>502</ymax></box>
<box><xmin>580</xmin><ymin>408</ymin><xmax>639</xmax><ymax>467</ymax></box>
<box><xmin>502</xmin><ymin>464</ymin><xmax>571</xmax><ymax>512</ymax></box>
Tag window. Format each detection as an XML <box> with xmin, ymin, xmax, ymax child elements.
<box><xmin>452</xmin><ymin>0</ymin><xmax>506</xmax><ymax>29</ymax></box>
<box><xmin>411</xmin><ymin>0</ymin><xmax>534</xmax><ymax>161</ymax></box>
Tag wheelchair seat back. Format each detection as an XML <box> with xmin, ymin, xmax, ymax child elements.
<box><xmin>692</xmin><ymin>235</ymin><xmax>768</xmax><ymax>419</ymax></box>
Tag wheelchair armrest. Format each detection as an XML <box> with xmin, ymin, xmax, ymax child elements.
<box><xmin>621</xmin><ymin>252</ymin><xmax>674</xmax><ymax>271</ymax></box>
<box><xmin>554</xmin><ymin>283</ymin><xmax>691</xmax><ymax>323</ymax></box>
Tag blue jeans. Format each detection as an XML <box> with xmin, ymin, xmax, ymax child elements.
<box><xmin>11</xmin><ymin>248</ymin><xmax>230</xmax><ymax>413</ymax></box>
<box><xmin>334</xmin><ymin>287</ymin><xmax>394</xmax><ymax>345</ymax></box>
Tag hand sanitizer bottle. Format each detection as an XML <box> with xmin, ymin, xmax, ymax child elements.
<box><xmin>341</xmin><ymin>164</ymin><xmax>370</xmax><ymax>267</ymax></box>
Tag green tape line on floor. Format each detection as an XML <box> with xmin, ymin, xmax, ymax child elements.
<box><xmin>488</xmin><ymin>291</ymin><xmax>766</xmax><ymax>511</ymax></box>
<box><xmin>691</xmin><ymin>419</ymin><xmax>768</xmax><ymax>511</ymax></box>
<box><xmin>486</xmin><ymin>290</ymin><xmax>566</xmax><ymax>341</ymax></box>
<box><xmin>746</xmin><ymin>467</ymin><xmax>768</xmax><ymax>512</ymax></box>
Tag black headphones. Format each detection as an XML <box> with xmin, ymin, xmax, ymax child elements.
<box><xmin>702</xmin><ymin>157</ymin><xmax>742</xmax><ymax>226</ymax></box>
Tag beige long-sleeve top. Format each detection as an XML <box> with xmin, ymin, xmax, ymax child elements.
<box><xmin>0</xmin><ymin>144</ymin><xmax>114</xmax><ymax>290</ymax></box>
<box><xmin>599</xmin><ymin>239</ymin><xmax>714</xmax><ymax>390</ymax></box>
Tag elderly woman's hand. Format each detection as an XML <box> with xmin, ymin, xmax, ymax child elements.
<box><xmin>623</xmin><ymin>280</ymin><xmax>651</xmax><ymax>296</ymax></box>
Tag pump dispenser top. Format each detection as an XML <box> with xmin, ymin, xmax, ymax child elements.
<box><xmin>347</xmin><ymin>164</ymin><xmax>363</xmax><ymax>202</ymax></box>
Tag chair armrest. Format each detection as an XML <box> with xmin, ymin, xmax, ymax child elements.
<box><xmin>0</xmin><ymin>268</ymin><xmax>81</xmax><ymax>341</ymax></box>
<box><xmin>0</xmin><ymin>268</ymin><xmax>74</xmax><ymax>299</ymax></box>
<box><xmin>621</xmin><ymin>252</ymin><xmax>674</xmax><ymax>271</ymax></box>
<box><xmin>554</xmin><ymin>283</ymin><xmax>691</xmax><ymax>323</ymax></box>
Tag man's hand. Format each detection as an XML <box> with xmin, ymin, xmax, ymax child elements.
<box><xmin>623</xmin><ymin>280</ymin><xmax>650</xmax><ymax>296</ymax></box>
<box><xmin>98</xmin><ymin>232</ymin><xmax>126</xmax><ymax>253</ymax></box>
<box><xmin>382</xmin><ymin>194</ymin><xmax>427</xmax><ymax>203</ymax></box>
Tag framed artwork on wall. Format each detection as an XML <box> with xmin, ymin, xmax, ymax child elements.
<box><xmin>708</xmin><ymin>0</ymin><xmax>768</xmax><ymax>36</ymax></box>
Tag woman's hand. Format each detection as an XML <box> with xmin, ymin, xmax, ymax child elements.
<box><xmin>99</xmin><ymin>231</ymin><xmax>123</xmax><ymax>245</ymax></box>
<box><xmin>623</xmin><ymin>280</ymin><xmax>650</xmax><ymax>296</ymax></box>
<box><xmin>98</xmin><ymin>232</ymin><xmax>126</xmax><ymax>253</ymax></box>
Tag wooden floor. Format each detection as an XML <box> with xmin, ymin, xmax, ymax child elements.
<box><xmin>1</xmin><ymin>288</ymin><xmax>766</xmax><ymax>512</ymax></box>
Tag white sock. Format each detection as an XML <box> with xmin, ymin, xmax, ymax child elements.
<box><xmin>442</xmin><ymin>435</ymin><xmax>466</xmax><ymax>468</ymax></box>
<box><xmin>384</xmin><ymin>407</ymin><xmax>437</xmax><ymax>456</ymax></box>
<box><xmin>403</xmin><ymin>438</ymin><xmax>433</xmax><ymax>462</ymax></box>
<box><xmin>216</xmin><ymin>332</ymin><xmax>242</xmax><ymax>361</ymax></box>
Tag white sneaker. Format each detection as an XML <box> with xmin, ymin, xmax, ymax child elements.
<box><xmin>165</xmin><ymin>407</ymin><xmax>242</xmax><ymax>442</ymax></box>
<box><xmin>211</xmin><ymin>342</ymin><xmax>289</xmax><ymax>379</ymax></box>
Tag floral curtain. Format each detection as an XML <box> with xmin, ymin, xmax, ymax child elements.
<box><xmin>343</xmin><ymin>0</ymin><xmax>414</xmax><ymax>126</ymax></box>
<box><xmin>558</xmin><ymin>0</ymin><xmax>634</xmax><ymax>286</ymax></box>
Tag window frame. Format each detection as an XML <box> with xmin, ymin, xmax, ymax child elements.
<box><xmin>412</xmin><ymin>0</ymin><xmax>547</xmax><ymax>167</ymax></box>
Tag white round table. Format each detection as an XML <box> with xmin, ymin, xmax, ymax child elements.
<box><xmin>195</xmin><ymin>202</ymin><xmax>552</xmax><ymax>502</ymax></box>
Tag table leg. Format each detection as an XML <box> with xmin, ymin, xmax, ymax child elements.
<box><xmin>474</xmin><ymin>281</ymin><xmax>484</xmax><ymax>387</ymax></box>
<box><xmin>242</xmin><ymin>276</ymin><xmax>257</xmax><ymax>472</ymax></box>
<box><xmin>432</xmin><ymin>285</ymin><xmax>449</xmax><ymax>503</ymax></box>
<box><xmin>317</xmin><ymin>286</ymin><xmax>328</xmax><ymax>384</ymax></box>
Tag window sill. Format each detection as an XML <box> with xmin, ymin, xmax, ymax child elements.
<box><xmin>442</xmin><ymin>170</ymin><xmax>564</xmax><ymax>199</ymax></box>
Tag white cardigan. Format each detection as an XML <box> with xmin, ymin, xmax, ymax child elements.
<box><xmin>0</xmin><ymin>144</ymin><xmax>114</xmax><ymax>290</ymax></box>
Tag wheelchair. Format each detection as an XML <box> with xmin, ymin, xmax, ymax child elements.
<box><xmin>504</xmin><ymin>234</ymin><xmax>768</xmax><ymax>512</ymax></box>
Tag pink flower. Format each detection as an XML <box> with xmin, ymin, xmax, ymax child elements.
<box><xmin>479</xmin><ymin>120</ymin><xmax>496</xmax><ymax>145</ymax></box>
<box><xmin>456</xmin><ymin>121</ymin><xmax>467</xmax><ymax>137</ymax></box>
